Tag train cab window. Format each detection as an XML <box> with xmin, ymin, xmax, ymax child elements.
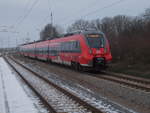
<box><xmin>86</xmin><ymin>34</ymin><xmax>105</xmax><ymax>49</ymax></box>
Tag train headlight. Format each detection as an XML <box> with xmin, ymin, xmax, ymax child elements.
<box><xmin>89</xmin><ymin>49</ymin><xmax>92</xmax><ymax>54</ymax></box>
<box><xmin>104</xmin><ymin>47</ymin><xmax>107</xmax><ymax>53</ymax></box>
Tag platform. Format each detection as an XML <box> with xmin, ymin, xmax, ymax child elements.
<box><xmin>0</xmin><ymin>58</ymin><xmax>39</xmax><ymax>113</ymax></box>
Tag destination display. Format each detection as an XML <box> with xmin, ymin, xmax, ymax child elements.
<box><xmin>87</xmin><ymin>34</ymin><xmax>101</xmax><ymax>38</ymax></box>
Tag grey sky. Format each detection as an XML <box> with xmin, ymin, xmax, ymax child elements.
<box><xmin>0</xmin><ymin>0</ymin><xmax>150</xmax><ymax>47</ymax></box>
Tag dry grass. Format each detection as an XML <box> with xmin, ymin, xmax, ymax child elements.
<box><xmin>108</xmin><ymin>62</ymin><xmax>150</xmax><ymax>79</ymax></box>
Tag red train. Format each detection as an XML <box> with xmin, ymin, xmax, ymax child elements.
<box><xmin>19</xmin><ymin>30</ymin><xmax>112</xmax><ymax>71</ymax></box>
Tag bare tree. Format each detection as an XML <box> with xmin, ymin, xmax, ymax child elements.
<box><xmin>55</xmin><ymin>25</ymin><xmax>64</xmax><ymax>35</ymax></box>
<box><xmin>143</xmin><ymin>8</ymin><xmax>150</xmax><ymax>22</ymax></box>
<box><xmin>67</xmin><ymin>19</ymin><xmax>93</xmax><ymax>33</ymax></box>
<box><xmin>40</xmin><ymin>24</ymin><xmax>59</xmax><ymax>40</ymax></box>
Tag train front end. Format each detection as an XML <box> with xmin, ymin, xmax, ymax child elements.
<box><xmin>80</xmin><ymin>31</ymin><xmax>112</xmax><ymax>70</ymax></box>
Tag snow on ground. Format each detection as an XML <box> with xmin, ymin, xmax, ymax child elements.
<box><xmin>31</xmin><ymin>67</ymin><xmax>137</xmax><ymax>113</ymax></box>
<box><xmin>0</xmin><ymin>58</ymin><xmax>40</xmax><ymax>113</ymax></box>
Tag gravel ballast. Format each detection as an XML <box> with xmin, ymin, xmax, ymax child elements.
<box><xmin>13</xmin><ymin>56</ymin><xmax>150</xmax><ymax>113</ymax></box>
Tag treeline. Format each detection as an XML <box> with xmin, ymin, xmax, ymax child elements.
<box><xmin>41</xmin><ymin>8</ymin><xmax>150</xmax><ymax>64</ymax></box>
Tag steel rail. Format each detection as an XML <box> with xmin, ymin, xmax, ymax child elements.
<box><xmin>103</xmin><ymin>71</ymin><xmax>150</xmax><ymax>85</ymax></box>
<box><xmin>4</xmin><ymin>57</ymin><xmax>57</xmax><ymax>113</ymax></box>
<box><xmin>11</xmin><ymin>56</ymin><xmax>150</xmax><ymax>92</ymax></box>
<box><xmin>6</xmin><ymin>56</ymin><xmax>104</xmax><ymax>113</ymax></box>
<box><xmin>93</xmin><ymin>73</ymin><xmax>150</xmax><ymax>92</ymax></box>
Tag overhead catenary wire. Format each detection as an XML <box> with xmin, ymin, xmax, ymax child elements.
<box><xmin>15</xmin><ymin>0</ymin><xmax>40</xmax><ymax>28</ymax></box>
<box><xmin>7</xmin><ymin>0</ymin><xmax>40</xmax><ymax>47</ymax></box>
<box><xmin>36</xmin><ymin>0</ymin><xmax>53</xmax><ymax>31</ymax></box>
<box><xmin>36</xmin><ymin>0</ymin><xmax>126</xmax><ymax>31</ymax></box>
<box><xmin>38</xmin><ymin>0</ymin><xmax>99</xmax><ymax>29</ymax></box>
<box><xmin>62</xmin><ymin>0</ymin><xmax>127</xmax><ymax>25</ymax></box>
<box><xmin>3</xmin><ymin>0</ymin><xmax>32</xmax><ymax>32</ymax></box>
<box><xmin>12</xmin><ymin>0</ymin><xmax>31</xmax><ymax>27</ymax></box>
<box><xmin>57</xmin><ymin>0</ymin><xmax>99</xmax><ymax>23</ymax></box>
<box><xmin>9</xmin><ymin>0</ymin><xmax>128</xmax><ymax>36</ymax></box>
<box><xmin>36</xmin><ymin>0</ymin><xmax>127</xmax><ymax>34</ymax></box>
<box><xmin>37</xmin><ymin>0</ymin><xmax>100</xmax><ymax>31</ymax></box>
<box><xmin>83</xmin><ymin>0</ymin><xmax>126</xmax><ymax>17</ymax></box>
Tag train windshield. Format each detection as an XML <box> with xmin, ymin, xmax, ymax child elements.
<box><xmin>86</xmin><ymin>34</ymin><xmax>105</xmax><ymax>49</ymax></box>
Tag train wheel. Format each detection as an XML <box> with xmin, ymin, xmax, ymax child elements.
<box><xmin>75</xmin><ymin>63</ymin><xmax>79</xmax><ymax>71</ymax></box>
<box><xmin>71</xmin><ymin>62</ymin><xmax>77</xmax><ymax>70</ymax></box>
<box><xmin>76</xmin><ymin>63</ymin><xmax>82</xmax><ymax>71</ymax></box>
<box><xmin>71</xmin><ymin>62</ymin><xmax>82</xmax><ymax>71</ymax></box>
<box><xmin>71</xmin><ymin>62</ymin><xmax>75</xmax><ymax>69</ymax></box>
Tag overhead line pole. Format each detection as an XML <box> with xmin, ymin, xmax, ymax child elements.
<box><xmin>51</xmin><ymin>12</ymin><xmax>53</xmax><ymax>38</ymax></box>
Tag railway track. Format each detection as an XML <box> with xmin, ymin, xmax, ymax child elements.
<box><xmin>4</xmin><ymin>57</ymin><xmax>104</xmax><ymax>113</ymax></box>
<box><xmin>94</xmin><ymin>71</ymin><xmax>150</xmax><ymax>92</ymax></box>
<box><xmin>11</xmin><ymin>56</ymin><xmax>150</xmax><ymax>92</ymax></box>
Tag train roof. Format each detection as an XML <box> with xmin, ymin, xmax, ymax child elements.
<box><xmin>19</xmin><ymin>30</ymin><xmax>104</xmax><ymax>46</ymax></box>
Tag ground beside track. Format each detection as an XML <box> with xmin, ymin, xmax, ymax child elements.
<box><xmin>108</xmin><ymin>62</ymin><xmax>150</xmax><ymax>79</ymax></box>
<box><xmin>13</xmin><ymin>55</ymin><xmax>150</xmax><ymax>113</ymax></box>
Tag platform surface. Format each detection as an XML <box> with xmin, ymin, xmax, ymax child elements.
<box><xmin>0</xmin><ymin>58</ymin><xmax>39</xmax><ymax>113</ymax></box>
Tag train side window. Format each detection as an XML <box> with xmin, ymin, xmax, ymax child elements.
<box><xmin>60</xmin><ymin>43</ymin><xmax>63</xmax><ymax>52</ymax></box>
<box><xmin>39</xmin><ymin>48</ymin><xmax>40</xmax><ymax>54</ymax></box>
<box><xmin>38</xmin><ymin>48</ymin><xmax>41</xmax><ymax>54</ymax></box>
<box><xmin>75</xmin><ymin>41</ymin><xmax>81</xmax><ymax>52</ymax></box>
<box><xmin>63</xmin><ymin>43</ymin><xmax>65</xmax><ymax>52</ymax></box>
<box><xmin>66</xmin><ymin>42</ymin><xmax>69</xmax><ymax>52</ymax></box>
<box><xmin>70</xmin><ymin>42</ymin><xmax>73</xmax><ymax>52</ymax></box>
<box><xmin>42</xmin><ymin>47</ymin><xmax>44</xmax><ymax>54</ymax></box>
<box><xmin>43</xmin><ymin>47</ymin><xmax>44</xmax><ymax>54</ymax></box>
<box><xmin>42</xmin><ymin>47</ymin><xmax>44</xmax><ymax>53</ymax></box>
<box><xmin>46</xmin><ymin>47</ymin><xmax>48</xmax><ymax>54</ymax></box>
<box><xmin>41</xmin><ymin>48</ymin><xmax>43</xmax><ymax>54</ymax></box>
<box><xmin>71</xmin><ymin>41</ymin><xmax>75</xmax><ymax>52</ymax></box>
<box><xmin>36</xmin><ymin>48</ymin><xmax>38</xmax><ymax>54</ymax></box>
<box><xmin>43</xmin><ymin>47</ymin><xmax>45</xmax><ymax>54</ymax></box>
<box><xmin>65</xmin><ymin>42</ymin><xmax>67</xmax><ymax>52</ymax></box>
<box><xmin>42</xmin><ymin>48</ymin><xmax>44</xmax><ymax>54</ymax></box>
<box><xmin>62</xmin><ymin>43</ymin><xmax>65</xmax><ymax>52</ymax></box>
<box><xmin>40</xmin><ymin>48</ymin><xmax>42</xmax><ymax>54</ymax></box>
<box><xmin>64</xmin><ymin>42</ymin><xmax>67</xmax><ymax>52</ymax></box>
<box><xmin>67</xmin><ymin>42</ymin><xmax>70</xmax><ymax>52</ymax></box>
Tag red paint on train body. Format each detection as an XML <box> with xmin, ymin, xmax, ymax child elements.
<box><xmin>19</xmin><ymin>31</ymin><xmax>112</xmax><ymax>70</ymax></box>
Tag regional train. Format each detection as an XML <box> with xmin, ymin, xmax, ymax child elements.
<box><xmin>19</xmin><ymin>30</ymin><xmax>112</xmax><ymax>71</ymax></box>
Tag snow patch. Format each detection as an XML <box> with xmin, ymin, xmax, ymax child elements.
<box><xmin>0</xmin><ymin>58</ymin><xmax>39</xmax><ymax>113</ymax></box>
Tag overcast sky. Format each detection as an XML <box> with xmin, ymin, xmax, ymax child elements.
<box><xmin>0</xmin><ymin>0</ymin><xmax>150</xmax><ymax>48</ymax></box>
